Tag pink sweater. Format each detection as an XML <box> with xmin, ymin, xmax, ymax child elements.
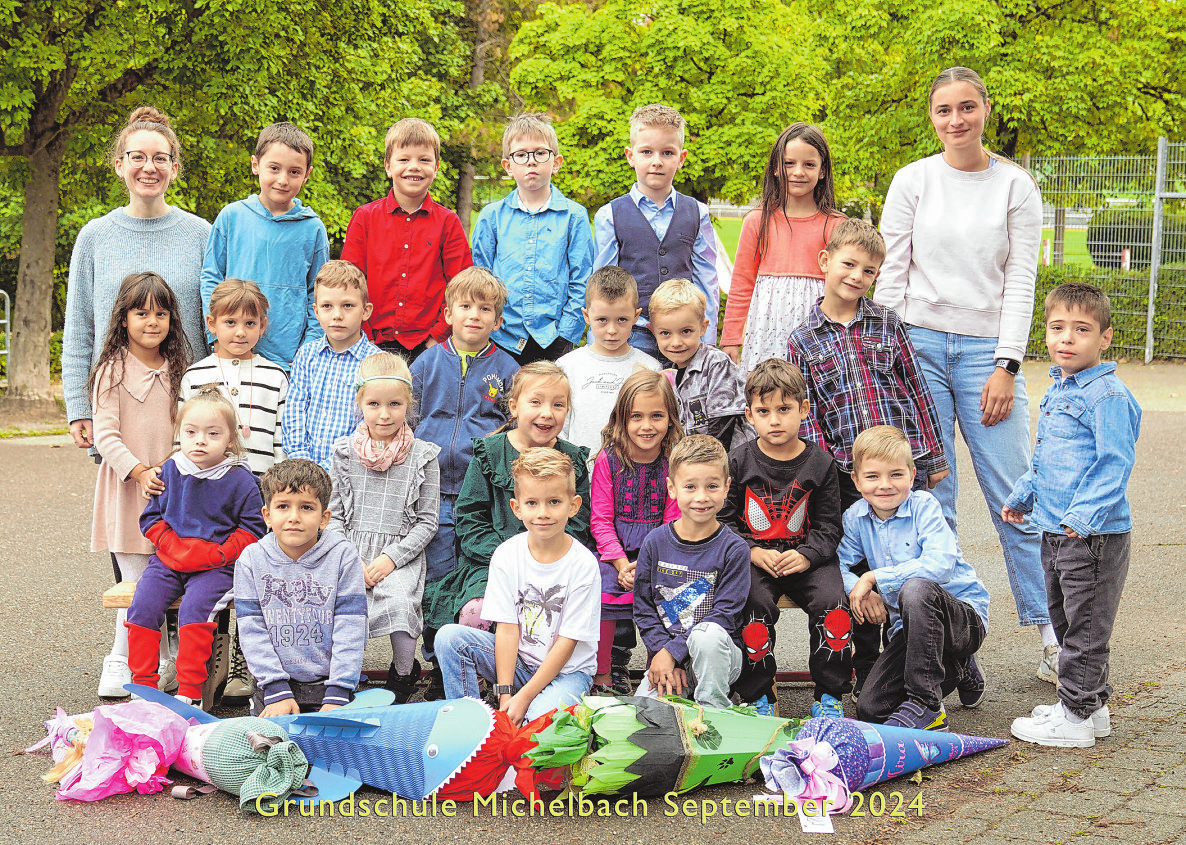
<box><xmin>721</xmin><ymin>210</ymin><xmax>842</xmax><ymax>347</ymax></box>
<box><xmin>591</xmin><ymin>451</ymin><xmax>681</xmax><ymax>562</ymax></box>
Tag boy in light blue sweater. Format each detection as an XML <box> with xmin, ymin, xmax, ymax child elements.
<box><xmin>201</xmin><ymin>122</ymin><xmax>329</xmax><ymax>369</ymax></box>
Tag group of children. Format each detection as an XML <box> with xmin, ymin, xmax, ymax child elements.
<box><xmin>85</xmin><ymin>102</ymin><xmax>1139</xmax><ymax>750</ymax></box>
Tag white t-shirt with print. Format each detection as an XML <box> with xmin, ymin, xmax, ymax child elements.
<box><xmin>481</xmin><ymin>532</ymin><xmax>600</xmax><ymax>676</ymax></box>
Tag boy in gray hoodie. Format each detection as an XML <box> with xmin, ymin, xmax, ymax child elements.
<box><xmin>235</xmin><ymin>459</ymin><xmax>367</xmax><ymax>716</ymax></box>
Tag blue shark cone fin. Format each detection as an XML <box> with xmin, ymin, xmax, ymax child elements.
<box><xmin>124</xmin><ymin>683</ymin><xmax>219</xmax><ymax>724</ymax></box>
<box><xmin>340</xmin><ymin>689</ymin><xmax>395</xmax><ymax>709</ymax></box>
<box><xmin>263</xmin><ymin>699</ymin><xmax>495</xmax><ymax>799</ymax></box>
<box><xmin>123</xmin><ymin>684</ymin><xmax>365</xmax><ymax>802</ymax></box>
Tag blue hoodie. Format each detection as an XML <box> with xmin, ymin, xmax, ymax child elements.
<box><xmin>201</xmin><ymin>194</ymin><xmax>329</xmax><ymax>370</ymax></box>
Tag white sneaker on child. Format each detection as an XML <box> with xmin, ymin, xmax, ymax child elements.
<box><xmin>1032</xmin><ymin>702</ymin><xmax>1111</xmax><ymax>737</ymax></box>
<box><xmin>98</xmin><ymin>655</ymin><xmax>132</xmax><ymax>698</ymax></box>
<box><xmin>1012</xmin><ymin>700</ymin><xmax>1095</xmax><ymax>748</ymax></box>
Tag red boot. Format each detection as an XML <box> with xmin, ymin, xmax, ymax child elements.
<box><xmin>176</xmin><ymin>622</ymin><xmax>217</xmax><ymax>702</ymax></box>
<box><xmin>125</xmin><ymin>622</ymin><xmax>162</xmax><ymax>689</ymax></box>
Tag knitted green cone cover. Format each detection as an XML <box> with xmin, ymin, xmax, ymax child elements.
<box><xmin>202</xmin><ymin>717</ymin><xmax>310</xmax><ymax>812</ymax></box>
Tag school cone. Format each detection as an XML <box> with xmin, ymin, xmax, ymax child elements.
<box><xmin>759</xmin><ymin>716</ymin><xmax>1009</xmax><ymax>813</ymax></box>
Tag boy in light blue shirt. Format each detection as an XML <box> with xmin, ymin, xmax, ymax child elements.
<box><xmin>201</xmin><ymin>122</ymin><xmax>329</xmax><ymax>369</ymax></box>
<box><xmin>472</xmin><ymin>113</ymin><xmax>593</xmax><ymax>364</ymax></box>
<box><xmin>838</xmin><ymin>425</ymin><xmax>990</xmax><ymax>733</ymax></box>
<box><xmin>1005</xmin><ymin>283</ymin><xmax>1140</xmax><ymax>749</ymax></box>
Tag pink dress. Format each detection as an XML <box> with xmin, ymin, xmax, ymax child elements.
<box><xmin>90</xmin><ymin>353</ymin><xmax>176</xmax><ymax>554</ymax></box>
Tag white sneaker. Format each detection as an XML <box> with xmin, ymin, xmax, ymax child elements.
<box><xmin>98</xmin><ymin>655</ymin><xmax>132</xmax><ymax>698</ymax></box>
<box><xmin>1032</xmin><ymin>702</ymin><xmax>1111</xmax><ymax>737</ymax></box>
<box><xmin>174</xmin><ymin>693</ymin><xmax>203</xmax><ymax>710</ymax></box>
<box><xmin>1038</xmin><ymin>644</ymin><xmax>1060</xmax><ymax>684</ymax></box>
<box><xmin>1012</xmin><ymin>700</ymin><xmax>1095</xmax><ymax>747</ymax></box>
<box><xmin>158</xmin><ymin>658</ymin><xmax>178</xmax><ymax>693</ymax></box>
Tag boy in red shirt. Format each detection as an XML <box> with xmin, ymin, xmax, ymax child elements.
<box><xmin>341</xmin><ymin>118</ymin><xmax>472</xmax><ymax>359</ymax></box>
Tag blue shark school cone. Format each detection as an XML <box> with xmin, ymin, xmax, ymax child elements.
<box><xmin>759</xmin><ymin>716</ymin><xmax>1009</xmax><ymax>813</ymax></box>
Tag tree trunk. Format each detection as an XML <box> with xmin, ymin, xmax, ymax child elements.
<box><xmin>5</xmin><ymin>134</ymin><xmax>65</xmax><ymax>406</ymax></box>
<box><xmin>455</xmin><ymin>0</ymin><xmax>492</xmax><ymax>234</ymax></box>
<box><xmin>457</xmin><ymin>163</ymin><xmax>476</xmax><ymax>236</ymax></box>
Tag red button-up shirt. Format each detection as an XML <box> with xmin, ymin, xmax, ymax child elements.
<box><xmin>341</xmin><ymin>191</ymin><xmax>473</xmax><ymax>348</ymax></box>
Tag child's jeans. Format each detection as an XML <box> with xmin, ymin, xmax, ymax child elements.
<box><xmin>436</xmin><ymin>623</ymin><xmax>592</xmax><ymax>721</ymax></box>
<box><xmin>637</xmin><ymin>621</ymin><xmax>742</xmax><ymax>710</ymax></box>
<box><xmin>1044</xmin><ymin>531</ymin><xmax>1131</xmax><ymax>719</ymax></box>
<box><xmin>856</xmin><ymin>578</ymin><xmax>986</xmax><ymax>722</ymax></box>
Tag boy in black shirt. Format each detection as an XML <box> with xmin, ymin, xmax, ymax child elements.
<box><xmin>720</xmin><ymin>359</ymin><xmax>852</xmax><ymax>717</ymax></box>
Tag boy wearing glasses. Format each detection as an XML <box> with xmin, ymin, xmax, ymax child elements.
<box><xmin>472</xmin><ymin>113</ymin><xmax>594</xmax><ymax>364</ymax></box>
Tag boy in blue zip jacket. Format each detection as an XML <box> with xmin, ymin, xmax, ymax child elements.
<box><xmin>1005</xmin><ymin>283</ymin><xmax>1141</xmax><ymax>749</ymax></box>
<box><xmin>201</xmin><ymin>122</ymin><xmax>329</xmax><ymax>370</ymax></box>
<box><xmin>411</xmin><ymin>267</ymin><xmax>519</xmax><ymax>697</ymax></box>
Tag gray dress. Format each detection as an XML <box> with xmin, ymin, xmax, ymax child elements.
<box><xmin>328</xmin><ymin>436</ymin><xmax>441</xmax><ymax>638</ymax></box>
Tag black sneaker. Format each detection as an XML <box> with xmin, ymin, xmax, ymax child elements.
<box><xmin>384</xmin><ymin>659</ymin><xmax>422</xmax><ymax>705</ymax></box>
<box><xmin>423</xmin><ymin>663</ymin><xmax>446</xmax><ymax>701</ymax></box>
<box><xmin>957</xmin><ymin>656</ymin><xmax>987</xmax><ymax>709</ymax></box>
<box><xmin>610</xmin><ymin>665</ymin><xmax>633</xmax><ymax>696</ymax></box>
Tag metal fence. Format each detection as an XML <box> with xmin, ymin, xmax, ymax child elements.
<box><xmin>1029</xmin><ymin>138</ymin><xmax>1186</xmax><ymax>361</ymax></box>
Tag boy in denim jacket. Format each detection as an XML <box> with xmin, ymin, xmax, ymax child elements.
<box><xmin>1005</xmin><ymin>283</ymin><xmax>1141</xmax><ymax>749</ymax></box>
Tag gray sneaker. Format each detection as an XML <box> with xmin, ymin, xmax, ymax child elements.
<box><xmin>1038</xmin><ymin>644</ymin><xmax>1060</xmax><ymax>685</ymax></box>
<box><xmin>1032</xmin><ymin>702</ymin><xmax>1110</xmax><ymax>737</ymax></box>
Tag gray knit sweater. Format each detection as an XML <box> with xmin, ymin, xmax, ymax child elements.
<box><xmin>63</xmin><ymin>206</ymin><xmax>212</xmax><ymax>422</ymax></box>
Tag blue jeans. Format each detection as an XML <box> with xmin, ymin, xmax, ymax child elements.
<box><xmin>636</xmin><ymin>621</ymin><xmax>742</xmax><ymax>709</ymax></box>
<box><xmin>907</xmin><ymin>327</ymin><xmax>1049</xmax><ymax>626</ymax></box>
<box><xmin>435</xmin><ymin>623</ymin><xmax>592</xmax><ymax>721</ymax></box>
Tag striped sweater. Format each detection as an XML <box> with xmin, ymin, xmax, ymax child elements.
<box><xmin>181</xmin><ymin>353</ymin><xmax>288</xmax><ymax>476</ymax></box>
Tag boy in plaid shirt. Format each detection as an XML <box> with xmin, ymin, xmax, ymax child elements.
<box><xmin>787</xmin><ymin>219</ymin><xmax>947</xmax><ymax>695</ymax></box>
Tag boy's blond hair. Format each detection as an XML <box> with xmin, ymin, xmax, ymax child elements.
<box><xmin>502</xmin><ymin>113</ymin><xmax>560</xmax><ymax>157</ymax></box>
<box><xmin>445</xmin><ymin>266</ymin><xmax>509</xmax><ymax>319</ymax></box>
<box><xmin>825</xmin><ymin>218</ymin><xmax>886</xmax><ymax>263</ymax></box>
<box><xmin>1044</xmin><ymin>282</ymin><xmax>1112</xmax><ymax>331</ymax></box>
<box><xmin>668</xmin><ymin>433</ymin><xmax>728</xmax><ymax>478</ymax></box>
<box><xmin>256</xmin><ymin>121</ymin><xmax>315</xmax><ymax>168</ymax></box>
<box><xmin>745</xmin><ymin>358</ymin><xmax>807</xmax><ymax>406</ymax></box>
<box><xmin>852</xmin><ymin>425</ymin><xmax>915</xmax><ymax>473</ymax></box>
<box><xmin>585</xmin><ymin>266</ymin><xmax>639</xmax><ymax>309</ymax></box>
<box><xmin>315</xmin><ymin>260</ymin><xmax>369</xmax><ymax>304</ymax></box>
<box><xmin>261</xmin><ymin>459</ymin><xmax>333</xmax><ymax>509</ymax></box>
<box><xmin>385</xmin><ymin>118</ymin><xmax>440</xmax><ymax>164</ymax></box>
<box><xmin>649</xmin><ymin>277</ymin><xmax>707</xmax><ymax>320</ymax></box>
<box><xmin>629</xmin><ymin>104</ymin><xmax>686</xmax><ymax>147</ymax></box>
<box><xmin>512</xmin><ymin>447</ymin><xmax>577</xmax><ymax>496</ymax></box>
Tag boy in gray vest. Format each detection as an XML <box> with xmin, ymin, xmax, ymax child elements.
<box><xmin>592</xmin><ymin>104</ymin><xmax>718</xmax><ymax>359</ymax></box>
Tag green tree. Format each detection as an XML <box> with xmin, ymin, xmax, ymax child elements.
<box><xmin>508</xmin><ymin>0</ymin><xmax>828</xmax><ymax>211</ymax></box>
<box><xmin>0</xmin><ymin>0</ymin><xmax>468</xmax><ymax>406</ymax></box>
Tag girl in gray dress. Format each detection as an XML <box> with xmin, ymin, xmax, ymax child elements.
<box><xmin>328</xmin><ymin>352</ymin><xmax>441</xmax><ymax>702</ymax></box>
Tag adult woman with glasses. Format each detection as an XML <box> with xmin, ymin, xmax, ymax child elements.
<box><xmin>62</xmin><ymin>106</ymin><xmax>211</xmax><ymax>699</ymax></box>
<box><xmin>63</xmin><ymin>106</ymin><xmax>211</xmax><ymax>454</ymax></box>
<box><xmin>874</xmin><ymin>67</ymin><xmax>1058</xmax><ymax>679</ymax></box>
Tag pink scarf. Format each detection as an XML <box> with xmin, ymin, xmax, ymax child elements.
<box><xmin>351</xmin><ymin>420</ymin><xmax>414</xmax><ymax>471</ymax></box>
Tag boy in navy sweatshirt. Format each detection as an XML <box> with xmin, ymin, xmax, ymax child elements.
<box><xmin>235</xmin><ymin>459</ymin><xmax>368</xmax><ymax>716</ymax></box>
<box><xmin>634</xmin><ymin>434</ymin><xmax>750</xmax><ymax>709</ymax></box>
<box><xmin>412</xmin><ymin>268</ymin><xmax>519</xmax><ymax>698</ymax></box>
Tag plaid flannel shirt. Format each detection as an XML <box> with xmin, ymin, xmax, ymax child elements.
<box><xmin>787</xmin><ymin>298</ymin><xmax>948</xmax><ymax>477</ymax></box>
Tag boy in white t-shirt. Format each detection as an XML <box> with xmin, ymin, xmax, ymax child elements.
<box><xmin>436</xmin><ymin>448</ymin><xmax>600</xmax><ymax>724</ymax></box>
<box><xmin>558</xmin><ymin>266</ymin><xmax>661</xmax><ymax>467</ymax></box>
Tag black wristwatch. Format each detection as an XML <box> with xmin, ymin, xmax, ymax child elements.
<box><xmin>492</xmin><ymin>684</ymin><xmax>514</xmax><ymax>697</ymax></box>
<box><xmin>995</xmin><ymin>358</ymin><xmax>1021</xmax><ymax>375</ymax></box>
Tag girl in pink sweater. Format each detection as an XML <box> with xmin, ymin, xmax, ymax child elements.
<box><xmin>589</xmin><ymin>371</ymin><xmax>684</xmax><ymax>693</ymax></box>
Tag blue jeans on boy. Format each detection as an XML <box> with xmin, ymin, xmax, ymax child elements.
<box><xmin>421</xmin><ymin>495</ymin><xmax>457</xmax><ymax>665</ymax></box>
<box><xmin>436</xmin><ymin>623</ymin><xmax>593</xmax><ymax>721</ymax></box>
<box><xmin>906</xmin><ymin>327</ymin><xmax>1049</xmax><ymax>626</ymax></box>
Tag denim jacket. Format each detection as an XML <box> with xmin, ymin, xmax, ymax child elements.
<box><xmin>1006</xmin><ymin>362</ymin><xmax>1141</xmax><ymax>537</ymax></box>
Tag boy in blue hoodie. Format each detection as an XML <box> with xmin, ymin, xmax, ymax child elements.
<box><xmin>412</xmin><ymin>267</ymin><xmax>519</xmax><ymax>698</ymax></box>
<box><xmin>201</xmin><ymin>122</ymin><xmax>330</xmax><ymax>369</ymax></box>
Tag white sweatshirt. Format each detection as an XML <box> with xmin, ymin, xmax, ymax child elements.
<box><xmin>875</xmin><ymin>153</ymin><xmax>1043</xmax><ymax>361</ymax></box>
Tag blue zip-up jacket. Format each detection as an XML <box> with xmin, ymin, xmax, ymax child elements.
<box><xmin>200</xmin><ymin>194</ymin><xmax>329</xmax><ymax>370</ymax></box>
<box><xmin>410</xmin><ymin>339</ymin><xmax>519</xmax><ymax>495</ymax></box>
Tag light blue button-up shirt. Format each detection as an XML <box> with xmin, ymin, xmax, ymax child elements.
<box><xmin>592</xmin><ymin>185</ymin><xmax>719</xmax><ymax>343</ymax></box>
<box><xmin>838</xmin><ymin>491</ymin><xmax>990</xmax><ymax>638</ymax></box>
<box><xmin>471</xmin><ymin>186</ymin><xmax>593</xmax><ymax>352</ymax></box>
<box><xmin>1006</xmin><ymin>362</ymin><xmax>1141</xmax><ymax>537</ymax></box>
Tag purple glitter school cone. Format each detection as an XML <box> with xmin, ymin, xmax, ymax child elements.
<box><xmin>760</xmin><ymin>717</ymin><xmax>1008</xmax><ymax>813</ymax></box>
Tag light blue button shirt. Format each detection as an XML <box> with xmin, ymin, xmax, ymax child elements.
<box><xmin>838</xmin><ymin>490</ymin><xmax>990</xmax><ymax>637</ymax></box>
<box><xmin>1005</xmin><ymin>362</ymin><xmax>1141</xmax><ymax>537</ymax></box>
<box><xmin>471</xmin><ymin>186</ymin><xmax>593</xmax><ymax>351</ymax></box>
<box><xmin>593</xmin><ymin>185</ymin><xmax>719</xmax><ymax>343</ymax></box>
